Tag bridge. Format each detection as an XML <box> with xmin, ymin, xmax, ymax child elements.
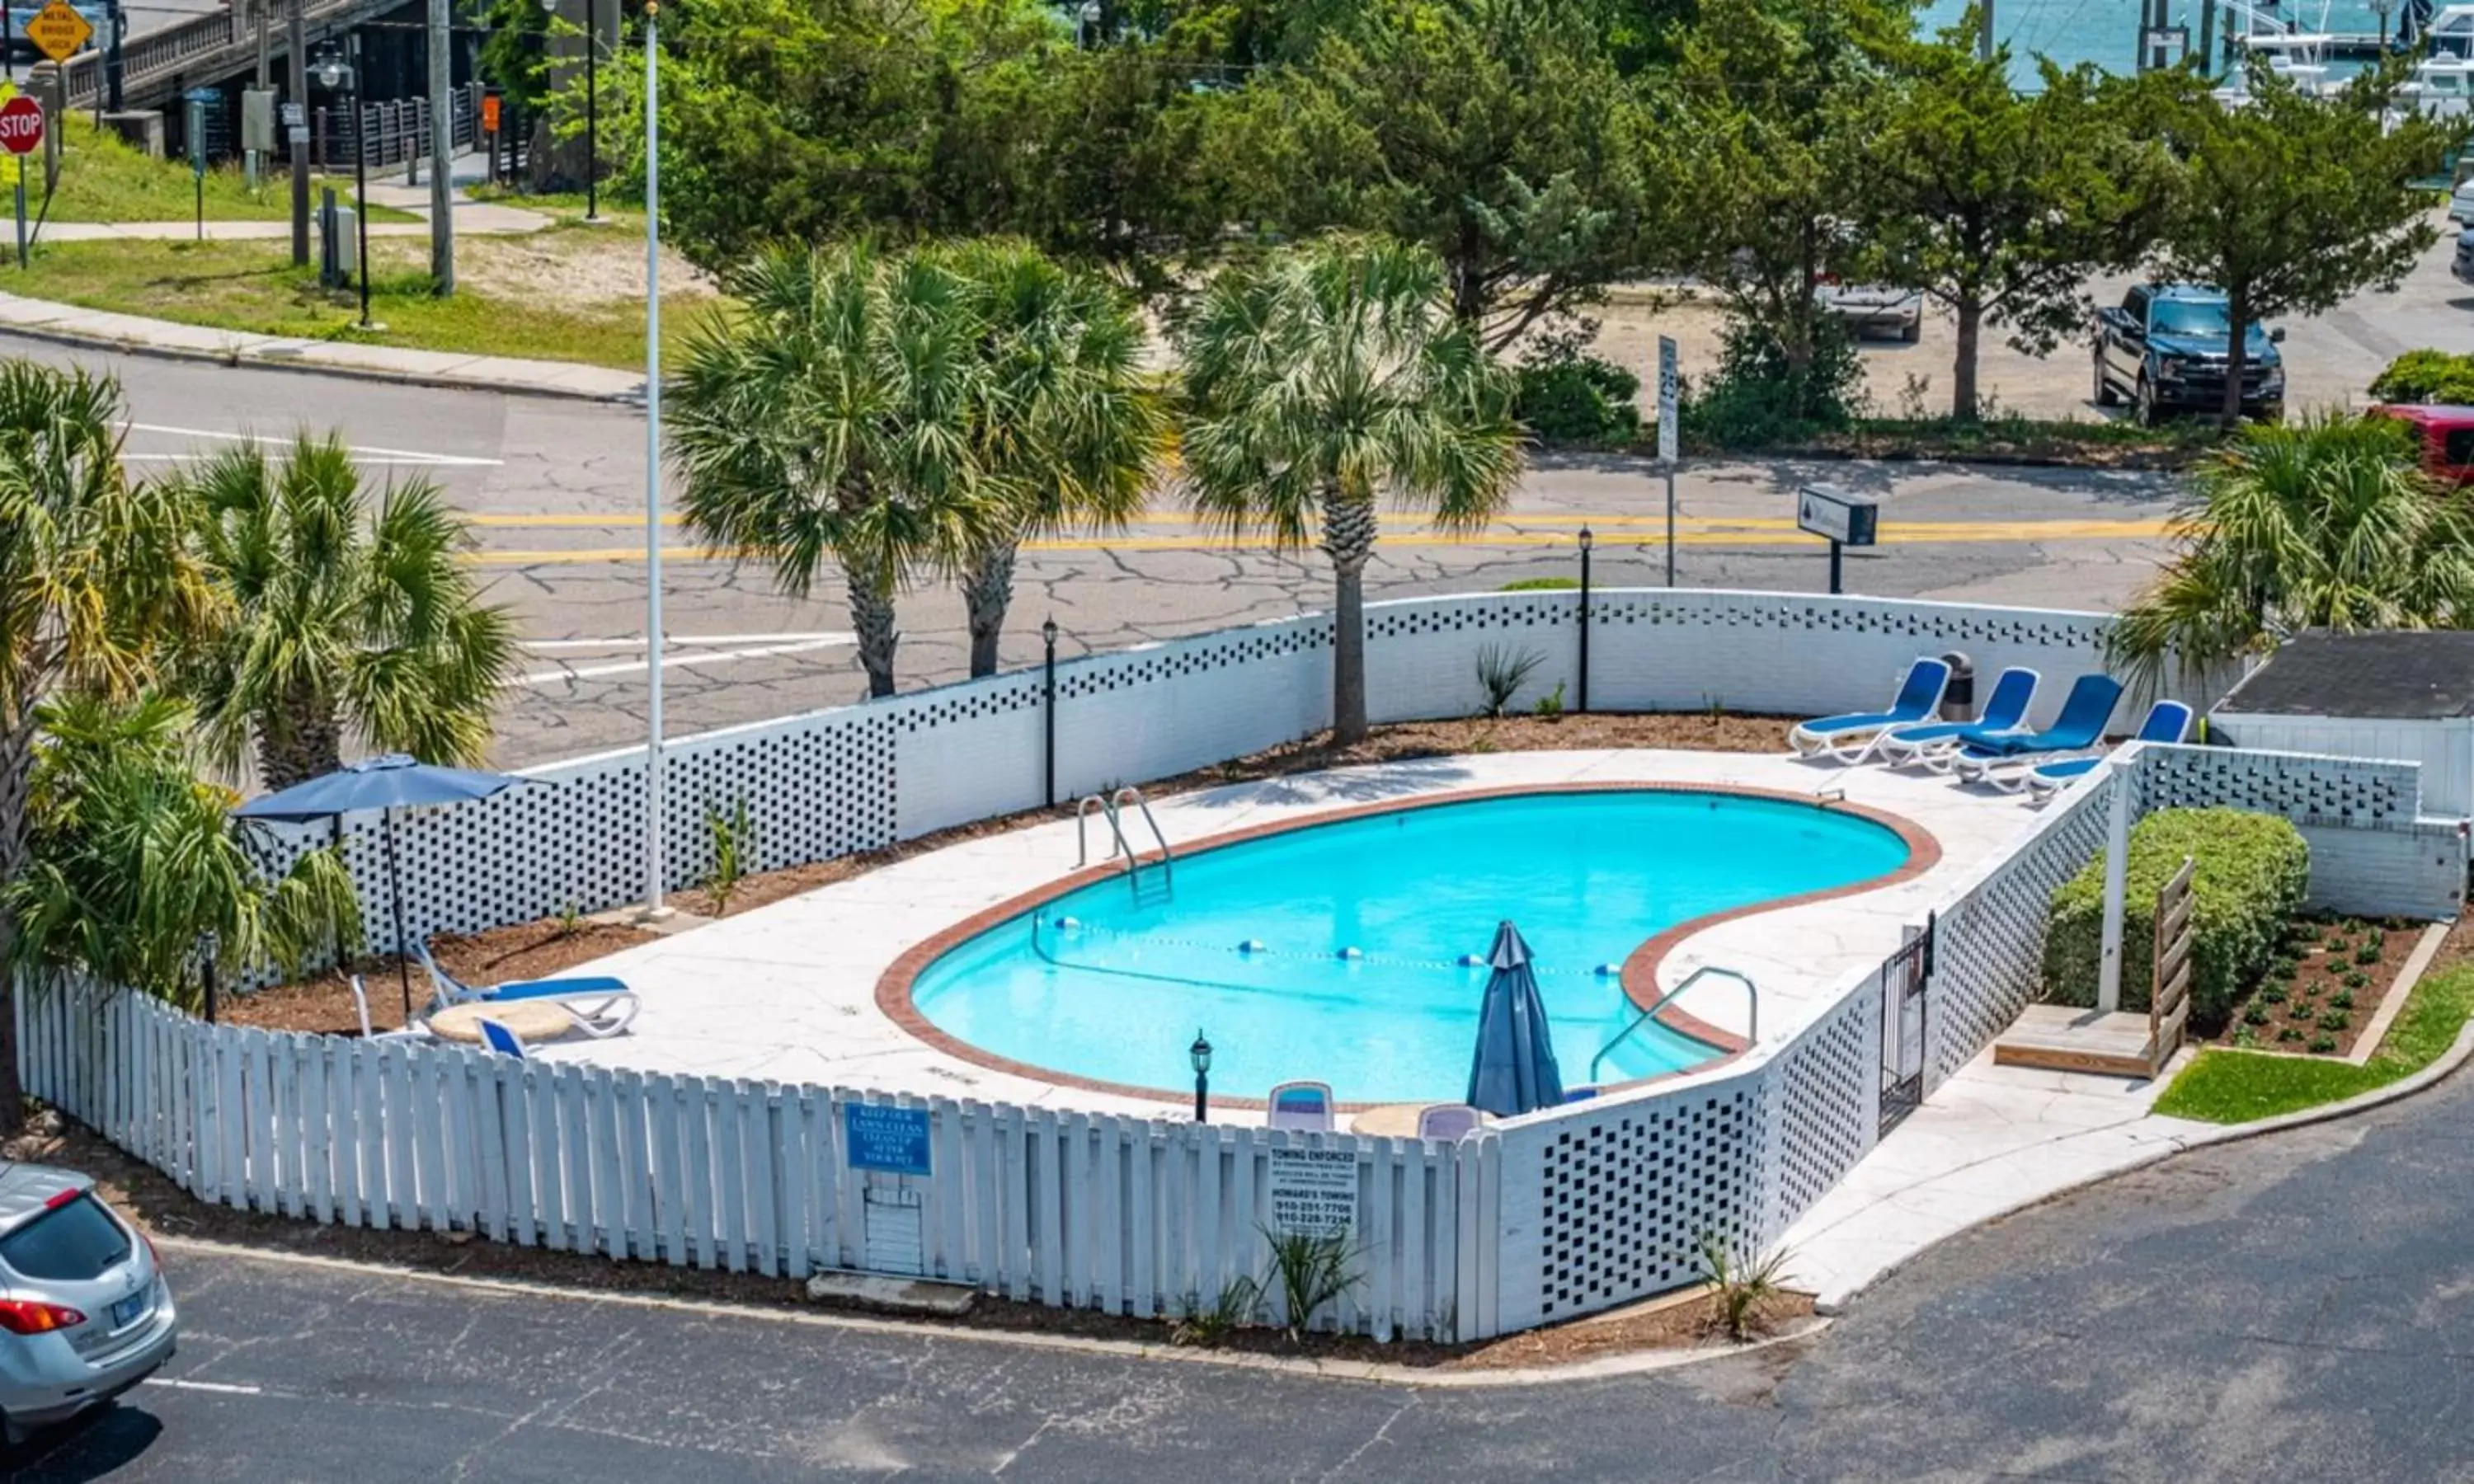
<box><xmin>55</xmin><ymin>0</ymin><xmax>426</xmax><ymax>116</ymax></box>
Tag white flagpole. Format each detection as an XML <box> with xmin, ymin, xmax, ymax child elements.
<box><xmin>642</xmin><ymin>0</ymin><xmax>666</xmax><ymax>916</ymax></box>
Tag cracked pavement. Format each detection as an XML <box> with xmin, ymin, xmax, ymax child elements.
<box><xmin>9</xmin><ymin>334</ymin><xmax>2183</xmax><ymax>771</ymax></box>
<box><xmin>21</xmin><ymin>1061</ymin><xmax>2474</xmax><ymax>1482</ymax></box>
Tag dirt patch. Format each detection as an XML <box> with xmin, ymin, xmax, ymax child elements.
<box><xmin>453</xmin><ymin>225</ymin><xmax>716</xmax><ymax>308</ymax></box>
<box><xmin>233</xmin><ymin>920</ymin><xmax>661</xmax><ymax>1035</ymax></box>
<box><xmin>3</xmin><ymin>1110</ymin><xmax>1801</xmax><ymax>1370</ymax></box>
<box><xmin>2203</xmin><ymin>913</ymin><xmax>2436</xmax><ymax>1058</ymax></box>
<box><xmin>667</xmin><ymin>710</ymin><xmax>1787</xmax><ymax>918</ymax></box>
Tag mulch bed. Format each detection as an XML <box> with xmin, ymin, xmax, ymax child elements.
<box><xmin>233</xmin><ymin>920</ymin><xmax>662</xmax><ymax>1035</ymax></box>
<box><xmin>1</xmin><ymin>1109</ymin><xmax>1806</xmax><ymax>1370</ymax></box>
<box><xmin>2203</xmin><ymin>913</ymin><xmax>2432</xmax><ymax>1059</ymax></box>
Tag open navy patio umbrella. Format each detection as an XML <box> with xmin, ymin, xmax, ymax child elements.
<box><xmin>233</xmin><ymin>755</ymin><xmax>534</xmax><ymax>1022</ymax></box>
<box><xmin>1466</xmin><ymin>921</ymin><xmax>1564</xmax><ymax>1117</ymax></box>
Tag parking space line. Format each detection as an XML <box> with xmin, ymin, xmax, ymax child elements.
<box><xmin>515</xmin><ymin>636</ymin><xmax>854</xmax><ymax>686</ymax></box>
<box><xmin>143</xmin><ymin>1378</ymin><xmax>266</xmax><ymax>1396</ymax></box>
<box><xmin>126</xmin><ymin>423</ymin><xmax>504</xmax><ymax>468</ymax></box>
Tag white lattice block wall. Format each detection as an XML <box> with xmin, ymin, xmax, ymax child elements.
<box><xmin>890</xmin><ymin>674</ymin><xmax>1047</xmax><ymax>839</ymax></box>
<box><xmin>1492</xmin><ymin>1063</ymin><xmax>1772</xmax><ymax>1332</ymax></box>
<box><xmin>2299</xmin><ymin>825</ymin><xmax>2468</xmax><ymax>918</ymax></box>
<box><xmin>1365</xmin><ymin>594</ymin><xmax>1582</xmax><ymax>722</ymax></box>
<box><xmin>1765</xmin><ymin>970</ymin><xmax>1885</xmax><ymax>1233</ymax></box>
<box><xmin>1047</xmin><ymin>621</ymin><xmax>1329</xmax><ymax>804</ymax></box>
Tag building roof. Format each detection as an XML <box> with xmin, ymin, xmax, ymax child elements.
<box><xmin>2218</xmin><ymin>630</ymin><xmax>2474</xmax><ymax>721</ymax></box>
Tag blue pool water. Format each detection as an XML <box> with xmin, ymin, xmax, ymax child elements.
<box><xmin>908</xmin><ymin>791</ymin><xmax>1912</xmax><ymax>1106</ymax></box>
<box><xmin>1921</xmin><ymin>0</ymin><xmax>2404</xmax><ymax>87</ymax></box>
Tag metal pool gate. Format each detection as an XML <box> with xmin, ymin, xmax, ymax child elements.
<box><xmin>1878</xmin><ymin>915</ymin><xmax>1932</xmax><ymax>1135</ymax></box>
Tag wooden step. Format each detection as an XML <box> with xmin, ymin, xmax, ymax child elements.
<box><xmin>1992</xmin><ymin>1003</ymin><xmax>2158</xmax><ymax>1078</ymax></box>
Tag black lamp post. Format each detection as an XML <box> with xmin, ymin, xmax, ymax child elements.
<box><xmin>197</xmin><ymin>929</ymin><xmax>219</xmax><ymax>1024</ymax></box>
<box><xmin>1042</xmin><ymin>615</ymin><xmax>1059</xmax><ymax>808</ymax></box>
<box><xmin>311</xmin><ymin>42</ymin><xmax>370</xmax><ymax>330</ymax></box>
<box><xmin>1189</xmin><ymin>1030</ymin><xmax>1212</xmax><ymax>1123</ymax></box>
<box><xmin>1576</xmin><ymin>525</ymin><xmax>1593</xmax><ymax>715</ymax></box>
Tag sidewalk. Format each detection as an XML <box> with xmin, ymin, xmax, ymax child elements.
<box><xmin>0</xmin><ymin>289</ymin><xmax>644</xmax><ymax>402</ymax></box>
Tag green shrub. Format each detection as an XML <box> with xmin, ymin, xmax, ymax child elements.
<box><xmin>1681</xmin><ymin>314</ymin><xmax>1865</xmax><ymax>449</ymax></box>
<box><xmin>2041</xmin><ymin>807</ymin><xmax>2310</xmax><ymax>1035</ymax></box>
<box><xmin>1512</xmin><ymin>333</ymin><xmax>1644</xmax><ymax>448</ymax></box>
<box><xmin>2368</xmin><ymin>348</ymin><xmax>2474</xmax><ymax>405</ymax></box>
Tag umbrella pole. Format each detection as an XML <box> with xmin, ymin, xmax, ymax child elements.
<box><xmin>385</xmin><ymin>808</ymin><xmax>412</xmax><ymax>1026</ymax></box>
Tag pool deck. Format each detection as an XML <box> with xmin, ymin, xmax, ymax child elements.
<box><xmin>538</xmin><ymin>748</ymin><xmax>2048</xmax><ymax>1123</ymax></box>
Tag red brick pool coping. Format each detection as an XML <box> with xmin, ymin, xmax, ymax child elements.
<box><xmin>873</xmin><ymin>782</ymin><xmax>1942</xmax><ymax>1114</ymax></box>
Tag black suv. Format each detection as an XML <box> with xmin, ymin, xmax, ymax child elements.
<box><xmin>2092</xmin><ymin>284</ymin><xmax>2285</xmax><ymax>424</ymax></box>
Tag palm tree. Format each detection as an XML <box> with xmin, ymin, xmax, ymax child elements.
<box><xmin>0</xmin><ymin>359</ymin><xmax>219</xmax><ymax>1130</ymax></box>
<box><xmin>2107</xmin><ymin>413</ymin><xmax>2474</xmax><ymax>690</ymax></box>
<box><xmin>1179</xmin><ymin>235</ymin><xmax>1526</xmax><ymax>744</ymax></box>
<box><xmin>945</xmin><ymin>241</ymin><xmax>1169</xmax><ymax>678</ymax></box>
<box><xmin>177</xmin><ymin>434</ymin><xmax>520</xmax><ymax>791</ymax></box>
<box><xmin>667</xmin><ymin>242</ymin><xmax>1007</xmax><ymax>697</ymax></box>
<box><xmin>5</xmin><ymin>693</ymin><xmax>361</xmax><ymax>1010</ymax></box>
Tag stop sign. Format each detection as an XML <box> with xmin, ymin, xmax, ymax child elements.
<box><xmin>0</xmin><ymin>96</ymin><xmax>44</xmax><ymax>157</ymax></box>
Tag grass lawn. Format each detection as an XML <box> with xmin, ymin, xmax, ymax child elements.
<box><xmin>43</xmin><ymin>115</ymin><xmax>416</xmax><ymax>224</ymax></box>
<box><xmin>11</xmin><ymin>234</ymin><xmax>716</xmax><ymax>369</ymax></box>
<box><xmin>2152</xmin><ymin>961</ymin><xmax>2474</xmax><ymax>1124</ymax></box>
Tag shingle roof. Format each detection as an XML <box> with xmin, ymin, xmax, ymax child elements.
<box><xmin>2218</xmin><ymin>631</ymin><xmax>2474</xmax><ymax>720</ymax></box>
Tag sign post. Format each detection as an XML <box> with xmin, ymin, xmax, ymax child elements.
<box><xmin>185</xmin><ymin>91</ymin><xmax>211</xmax><ymax>242</ymax></box>
<box><xmin>0</xmin><ymin>86</ymin><xmax>42</xmax><ymax>269</ymax></box>
<box><xmin>1794</xmin><ymin>483</ymin><xmax>1879</xmax><ymax>596</ymax></box>
<box><xmin>1656</xmin><ymin>336</ymin><xmax>1680</xmax><ymax>587</ymax></box>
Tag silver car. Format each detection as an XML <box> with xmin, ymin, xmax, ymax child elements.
<box><xmin>0</xmin><ymin>1165</ymin><xmax>176</xmax><ymax>1445</ymax></box>
<box><xmin>1816</xmin><ymin>279</ymin><xmax>1924</xmax><ymax>342</ymax></box>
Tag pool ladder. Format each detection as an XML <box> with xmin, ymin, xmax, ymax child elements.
<box><xmin>1077</xmin><ymin>787</ymin><xmax>1174</xmax><ymax>901</ymax></box>
<box><xmin>1589</xmin><ymin>966</ymin><xmax>1758</xmax><ymax>1083</ymax></box>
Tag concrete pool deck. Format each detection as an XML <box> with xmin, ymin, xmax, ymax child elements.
<box><xmin>537</xmin><ymin>748</ymin><xmax>2048</xmax><ymax>1121</ymax></box>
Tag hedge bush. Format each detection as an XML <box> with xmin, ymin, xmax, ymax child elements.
<box><xmin>1514</xmin><ymin>345</ymin><xmax>1644</xmax><ymax>448</ymax></box>
<box><xmin>2368</xmin><ymin>349</ymin><xmax>2474</xmax><ymax>406</ymax></box>
<box><xmin>2041</xmin><ymin>807</ymin><xmax>2309</xmax><ymax>1035</ymax></box>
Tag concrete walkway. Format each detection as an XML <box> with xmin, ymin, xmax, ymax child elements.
<box><xmin>40</xmin><ymin>200</ymin><xmax>553</xmax><ymax>242</ymax></box>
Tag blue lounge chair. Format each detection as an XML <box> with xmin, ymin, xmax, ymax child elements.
<box><xmin>414</xmin><ymin>939</ymin><xmax>640</xmax><ymax>1039</ymax></box>
<box><xmin>1788</xmin><ymin>657</ymin><xmax>1953</xmax><ymax>762</ymax></box>
<box><xmin>1865</xmin><ymin>667</ymin><xmax>2041</xmax><ymax>767</ymax></box>
<box><xmin>1268</xmin><ymin>1081</ymin><xmax>1335</xmax><ymax>1131</ymax></box>
<box><xmin>2014</xmin><ymin>700</ymin><xmax>2196</xmax><ymax>799</ymax></box>
<box><xmin>1950</xmin><ymin>674</ymin><xmax>2126</xmax><ymax>781</ymax></box>
<box><xmin>478</xmin><ymin>1018</ymin><xmax>529</xmax><ymax>1059</ymax></box>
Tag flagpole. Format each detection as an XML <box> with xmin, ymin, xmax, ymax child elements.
<box><xmin>642</xmin><ymin>0</ymin><xmax>666</xmax><ymax>917</ymax></box>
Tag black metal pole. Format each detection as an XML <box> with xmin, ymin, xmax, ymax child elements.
<box><xmin>1577</xmin><ymin>529</ymin><xmax>1592</xmax><ymax>715</ymax></box>
<box><xmin>1042</xmin><ymin>620</ymin><xmax>1058</xmax><ymax>808</ymax></box>
<box><xmin>200</xmin><ymin>941</ymin><xmax>219</xmax><ymax>1024</ymax></box>
<box><xmin>1828</xmin><ymin>538</ymin><xmax>1843</xmax><ymax>596</ymax></box>
<box><xmin>383</xmin><ymin>807</ymin><xmax>412</xmax><ymax>1024</ymax></box>
<box><xmin>351</xmin><ymin>66</ymin><xmax>370</xmax><ymax>328</ymax></box>
<box><xmin>103</xmin><ymin>0</ymin><xmax>125</xmax><ymax>111</ymax></box>
<box><xmin>1193</xmin><ymin>1068</ymin><xmax>1207</xmax><ymax>1123</ymax></box>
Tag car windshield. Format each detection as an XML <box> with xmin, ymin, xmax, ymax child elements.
<box><xmin>2150</xmin><ymin>299</ymin><xmax>2232</xmax><ymax>336</ymax></box>
<box><xmin>0</xmin><ymin>1193</ymin><xmax>131</xmax><ymax>1282</ymax></box>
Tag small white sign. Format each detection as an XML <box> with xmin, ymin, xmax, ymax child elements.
<box><xmin>1268</xmin><ymin>1147</ymin><xmax>1358</xmax><ymax>1237</ymax></box>
<box><xmin>1656</xmin><ymin>336</ymin><xmax>1680</xmax><ymax>465</ymax></box>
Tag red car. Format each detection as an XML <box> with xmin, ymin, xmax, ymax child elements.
<box><xmin>2375</xmin><ymin>404</ymin><xmax>2474</xmax><ymax>486</ymax></box>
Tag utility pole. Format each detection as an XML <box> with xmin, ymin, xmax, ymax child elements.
<box><xmin>1978</xmin><ymin>0</ymin><xmax>1992</xmax><ymax>63</ymax></box>
<box><xmin>288</xmin><ymin>0</ymin><xmax>308</xmax><ymax>265</ymax></box>
<box><xmin>428</xmin><ymin>0</ymin><xmax>453</xmax><ymax>291</ymax></box>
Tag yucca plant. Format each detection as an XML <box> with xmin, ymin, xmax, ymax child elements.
<box><xmin>1259</xmin><ymin>1224</ymin><xmax>1361</xmax><ymax>1343</ymax></box>
<box><xmin>4</xmin><ymin>693</ymin><xmax>362</xmax><ymax>1009</ymax></box>
<box><xmin>1475</xmin><ymin>643</ymin><xmax>1545</xmax><ymax>717</ymax></box>
<box><xmin>702</xmin><ymin>795</ymin><xmax>755</xmax><ymax>916</ymax></box>
<box><xmin>1693</xmin><ymin>1227</ymin><xmax>1794</xmax><ymax>1342</ymax></box>
<box><xmin>176</xmin><ymin>433</ymin><xmax>519</xmax><ymax>790</ymax></box>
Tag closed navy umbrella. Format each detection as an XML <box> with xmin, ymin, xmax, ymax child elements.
<box><xmin>1465</xmin><ymin>921</ymin><xmax>1564</xmax><ymax>1117</ymax></box>
<box><xmin>234</xmin><ymin>754</ymin><xmax>534</xmax><ymax>1021</ymax></box>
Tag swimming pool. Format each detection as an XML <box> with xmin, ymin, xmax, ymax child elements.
<box><xmin>903</xmin><ymin>789</ymin><xmax>1914</xmax><ymax>1106</ymax></box>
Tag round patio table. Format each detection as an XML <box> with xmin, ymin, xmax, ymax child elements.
<box><xmin>428</xmin><ymin>1000</ymin><xmax>571</xmax><ymax>1045</ymax></box>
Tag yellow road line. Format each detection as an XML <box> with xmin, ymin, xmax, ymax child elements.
<box><xmin>460</xmin><ymin>510</ymin><xmax>2173</xmax><ymax>538</ymax></box>
<box><xmin>467</xmin><ymin>521</ymin><xmax>2174</xmax><ymax>566</ymax></box>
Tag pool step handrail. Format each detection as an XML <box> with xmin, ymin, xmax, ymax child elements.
<box><xmin>1588</xmin><ymin>965</ymin><xmax>1758</xmax><ymax>1083</ymax></box>
<box><xmin>1074</xmin><ymin>787</ymin><xmax>1175</xmax><ymax>896</ymax></box>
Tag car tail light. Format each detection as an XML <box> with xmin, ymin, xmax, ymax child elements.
<box><xmin>0</xmin><ymin>1299</ymin><xmax>87</xmax><ymax>1335</ymax></box>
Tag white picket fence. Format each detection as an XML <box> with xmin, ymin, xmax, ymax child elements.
<box><xmin>19</xmin><ymin>980</ymin><xmax>1490</xmax><ymax>1341</ymax></box>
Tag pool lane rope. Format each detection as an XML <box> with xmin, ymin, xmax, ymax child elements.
<box><xmin>1032</xmin><ymin>912</ymin><xmax>1622</xmax><ymax>981</ymax></box>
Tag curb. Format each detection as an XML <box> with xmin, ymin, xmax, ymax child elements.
<box><xmin>1813</xmin><ymin>1015</ymin><xmax>2474</xmax><ymax>1316</ymax></box>
<box><xmin>151</xmin><ymin>1234</ymin><xmax>1825</xmax><ymax>1390</ymax></box>
<box><xmin>0</xmin><ymin>306</ymin><xmax>642</xmax><ymax>407</ymax></box>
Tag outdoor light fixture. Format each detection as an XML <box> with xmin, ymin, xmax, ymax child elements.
<box><xmin>1576</xmin><ymin>526</ymin><xmax>1594</xmax><ymax>713</ymax></box>
<box><xmin>1042</xmin><ymin>616</ymin><xmax>1061</xmax><ymax>807</ymax></box>
<box><xmin>1189</xmin><ymin>1030</ymin><xmax>1213</xmax><ymax>1123</ymax></box>
<box><xmin>540</xmin><ymin>0</ymin><xmax>602</xmax><ymax>220</ymax></box>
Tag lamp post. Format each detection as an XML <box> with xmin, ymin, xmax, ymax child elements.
<box><xmin>197</xmin><ymin>930</ymin><xmax>220</xmax><ymax>1024</ymax></box>
<box><xmin>311</xmin><ymin>43</ymin><xmax>370</xmax><ymax>330</ymax></box>
<box><xmin>641</xmin><ymin>0</ymin><xmax>663</xmax><ymax>913</ymax></box>
<box><xmin>1189</xmin><ymin>1030</ymin><xmax>1212</xmax><ymax>1123</ymax></box>
<box><xmin>542</xmin><ymin>0</ymin><xmax>600</xmax><ymax>220</ymax></box>
<box><xmin>1042</xmin><ymin>615</ymin><xmax>1059</xmax><ymax>807</ymax></box>
<box><xmin>1576</xmin><ymin>526</ymin><xmax>1592</xmax><ymax>715</ymax></box>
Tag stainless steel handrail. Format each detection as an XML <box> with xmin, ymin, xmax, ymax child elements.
<box><xmin>1075</xmin><ymin>793</ymin><xmax>1136</xmax><ymax>870</ymax></box>
<box><xmin>1588</xmin><ymin>965</ymin><xmax>1759</xmax><ymax>1083</ymax></box>
<box><xmin>1111</xmin><ymin>786</ymin><xmax>1174</xmax><ymax>891</ymax></box>
<box><xmin>1075</xmin><ymin>787</ymin><xmax>1174</xmax><ymax>895</ymax></box>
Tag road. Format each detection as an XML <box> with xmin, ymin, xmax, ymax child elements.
<box><xmin>0</xmin><ymin>331</ymin><xmax>2182</xmax><ymax>769</ymax></box>
<box><xmin>19</xmin><ymin>1058</ymin><xmax>2474</xmax><ymax>1482</ymax></box>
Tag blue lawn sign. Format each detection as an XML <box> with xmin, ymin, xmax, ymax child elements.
<box><xmin>844</xmin><ymin>1103</ymin><xmax>933</xmax><ymax>1176</ymax></box>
